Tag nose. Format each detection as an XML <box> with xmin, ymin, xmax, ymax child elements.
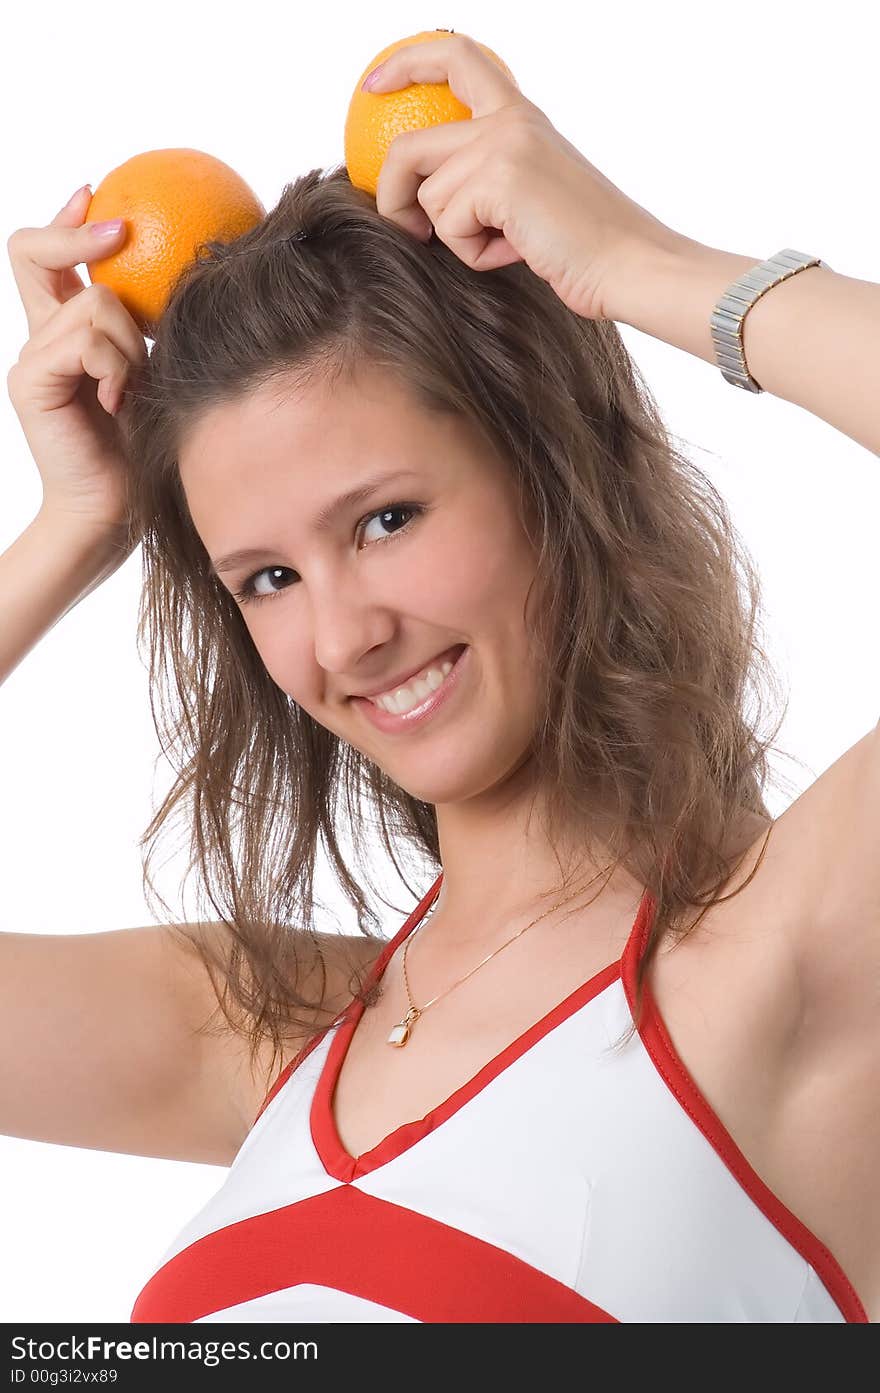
<box><xmin>308</xmin><ymin>576</ymin><xmax>397</xmax><ymax>687</ymax></box>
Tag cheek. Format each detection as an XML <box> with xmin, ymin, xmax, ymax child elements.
<box><xmin>455</xmin><ymin>523</ymin><xmax>537</xmax><ymax>624</ymax></box>
<box><xmin>245</xmin><ymin>618</ymin><xmax>313</xmax><ymax>700</ymax></box>
<box><xmin>424</xmin><ymin>513</ymin><xmax>528</xmax><ymax>612</ymax></box>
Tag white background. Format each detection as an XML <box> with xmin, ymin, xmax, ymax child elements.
<box><xmin>1</xmin><ymin>0</ymin><xmax>877</xmax><ymax>1321</ymax></box>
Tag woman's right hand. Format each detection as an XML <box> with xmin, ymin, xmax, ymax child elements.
<box><xmin>5</xmin><ymin>184</ymin><xmax>150</xmax><ymax>535</ymax></box>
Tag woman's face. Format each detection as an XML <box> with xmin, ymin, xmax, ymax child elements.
<box><xmin>178</xmin><ymin>361</ymin><xmax>544</xmax><ymax>806</ymax></box>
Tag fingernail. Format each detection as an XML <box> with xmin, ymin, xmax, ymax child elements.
<box><xmin>89</xmin><ymin>218</ymin><xmax>125</xmax><ymax>237</ymax></box>
<box><xmin>66</xmin><ymin>183</ymin><xmax>93</xmax><ymax>206</ymax></box>
<box><xmin>361</xmin><ymin>62</ymin><xmax>386</xmax><ymax>90</ymax></box>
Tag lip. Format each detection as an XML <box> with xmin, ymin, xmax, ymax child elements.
<box><xmin>350</xmin><ymin>644</ymin><xmax>465</xmax><ymax>701</ymax></box>
<box><xmin>350</xmin><ymin>645</ymin><xmax>470</xmax><ymax>735</ymax></box>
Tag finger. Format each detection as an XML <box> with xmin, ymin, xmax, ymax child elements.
<box><xmin>19</xmin><ymin>282</ymin><xmax>149</xmax><ymax>374</ymax></box>
<box><xmin>434</xmin><ymin>182</ymin><xmax>525</xmax><ymax>272</ymax></box>
<box><xmin>7</xmin><ymin>188</ymin><xmax>93</xmax><ymax>333</ymax></box>
<box><xmin>10</xmin><ymin>323</ymin><xmax>132</xmax><ymax>417</ymax></box>
<box><xmin>9</xmin><ymin>215</ymin><xmax>127</xmax><ymax>338</ymax></box>
<box><xmin>377</xmin><ymin>118</ymin><xmax>486</xmax><ymax>240</ymax></box>
<box><xmin>47</xmin><ymin>185</ymin><xmax>96</xmax><ymax>308</ymax></box>
<box><xmin>7</xmin><ymin>191</ymin><xmax>127</xmax><ymax>337</ymax></box>
<box><xmin>364</xmin><ymin>32</ymin><xmax>520</xmax><ymax>118</ymax></box>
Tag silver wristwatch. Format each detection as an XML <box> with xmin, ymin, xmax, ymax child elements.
<box><xmin>710</xmin><ymin>248</ymin><xmax>831</xmax><ymax>393</ymax></box>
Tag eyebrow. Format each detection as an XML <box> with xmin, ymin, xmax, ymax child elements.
<box><xmin>210</xmin><ymin>468</ymin><xmax>421</xmax><ymax>575</ymax></box>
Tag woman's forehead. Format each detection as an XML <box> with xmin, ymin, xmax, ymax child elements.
<box><xmin>178</xmin><ymin>366</ymin><xmax>450</xmax><ymax>488</ymax></box>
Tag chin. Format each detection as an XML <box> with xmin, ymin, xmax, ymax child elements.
<box><xmin>392</xmin><ymin>738</ymin><xmax>537</xmax><ymax>806</ymax></box>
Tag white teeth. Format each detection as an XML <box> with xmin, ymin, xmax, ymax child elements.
<box><xmin>372</xmin><ymin>658</ymin><xmax>455</xmax><ymax>714</ymax></box>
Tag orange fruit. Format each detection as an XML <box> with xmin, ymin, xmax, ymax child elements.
<box><xmin>85</xmin><ymin>148</ymin><xmax>265</xmax><ymax>336</ymax></box>
<box><xmin>345</xmin><ymin>29</ymin><xmax>518</xmax><ymax>197</ymax></box>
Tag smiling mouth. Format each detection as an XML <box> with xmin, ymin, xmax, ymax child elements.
<box><xmin>350</xmin><ymin>644</ymin><xmax>470</xmax><ymax>731</ymax></box>
<box><xmin>354</xmin><ymin>644</ymin><xmax>466</xmax><ymax>708</ymax></box>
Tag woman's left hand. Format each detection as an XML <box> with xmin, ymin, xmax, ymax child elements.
<box><xmin>362</xmin><ymin>32</ymin><xmax>687</xmax><ymax>324</ymax></box>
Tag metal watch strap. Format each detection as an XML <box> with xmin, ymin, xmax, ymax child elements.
<box><xmin>710</xmin><ymin>248</ymin><xmax>831</xmax><ymax>393</ymax></box>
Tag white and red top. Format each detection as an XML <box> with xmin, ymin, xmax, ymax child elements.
<box><xmin>130</xmin><ymin>872</ymin><xmax>868</xmax><ymax>1323</ymax></box>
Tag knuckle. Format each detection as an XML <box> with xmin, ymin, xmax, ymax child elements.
<box><xmin>6</xmin><ymin>227</ymin><xmax>28</xmax><ymax>262</ymax></box>
<box><xmin>493</xmin><ymin>115</ymin><xmax>541</xmax><ymax>181</ymax></box>
<box><xmin>82</xmin><ymin>281</ymin><xmax>117</xmax><ymax>315</ymax></box>
<box><xmin>505</xmin><ymin>105</ymin><xmax>542</xmax><ymax>149</ymax></box>
<box><xmin>6</xmin><ymin>358</ymin><xmax>31</xmax><ymax>406</ymax></box>
<box><xmin>494</xmin><ymin>147</ymin><xmax>521</xmax><ymax>186</ymax></box>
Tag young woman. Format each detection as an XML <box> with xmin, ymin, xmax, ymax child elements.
<box><xmin>3</xmin><ymin>35</ymin><xmax>877</xmax><ymax>1322</ymax></box>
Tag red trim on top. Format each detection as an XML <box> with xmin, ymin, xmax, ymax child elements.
<box><xmin>620</xmin><ymin>893</ymin><xmax>869</xmax><ymax>1324</ymax></box>
<box><xmin>310</xmin><ymin>896</ymin><xmax>644</xmax><ymax>1183</ymax></box>
<box><xmin>251</xmin><ymin>872</ymin><xmax>447</xmax><ymax>1129</ymax></box>
<box><xmin>131</xmin><ymin>1183</ymin><xmax>618</xmax><ymax>1323</ymax></box>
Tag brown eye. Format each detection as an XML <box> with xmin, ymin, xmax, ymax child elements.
<box><xmin>358</xmin><ymin>503</ymin><xmax>420</xmax><ymax>546</ymax></box>
<box><xmin>234</xmin><ymin>566</ymin><xmax>295</xmax><ymax>605</ymax></box>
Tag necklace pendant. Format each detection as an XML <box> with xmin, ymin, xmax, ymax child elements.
<box><xmin>387</xmin><ymin>1006</ymin><xmax>421</xmax><ymax>1047</ymax></box>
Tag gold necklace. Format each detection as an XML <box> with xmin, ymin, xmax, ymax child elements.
<box><xmin>387</xmin><ymin>860</ymin><xmax>617</xmax><ymax>1047</ymax></box>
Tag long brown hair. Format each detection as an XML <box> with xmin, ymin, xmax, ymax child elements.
<box><xmin>122</xmin><ymin>162</ymin><xmax>804</xmax><ymax>1081</ymax></box>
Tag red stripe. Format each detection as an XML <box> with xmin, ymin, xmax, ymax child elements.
<box><xmin>130</xmin><ymin>1186</ymin><xmax>618</xmax><ymax>1323</ymax></box>
<box><xmin>252</xmin><ymin>873</ymin><xmax>446</xmax><ymax>1129</ymax></box>
<box><xmin>620</xmin><ymin>893</ymin><xmax>869</xmax><ymax>1323</ymax></box>
<box><xmin>312</xmin><ymin>960</ymin><xmax>623</xmax><ymax>1182</ymax></box>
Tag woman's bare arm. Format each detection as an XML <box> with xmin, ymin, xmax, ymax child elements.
<box><xmin>0</xmin><ymin>509</ymin><xmax>134</xmax><ymax>687</ymax></box>
<box><xmin>0</xmin><ymin>919</ymin><xmax>382</xmax><ymax>1166</ymax></box>
<box><xmin>0</xmin><ymin>920</ymin><xmax>263</xmax><ymax>1165</ymax></box>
